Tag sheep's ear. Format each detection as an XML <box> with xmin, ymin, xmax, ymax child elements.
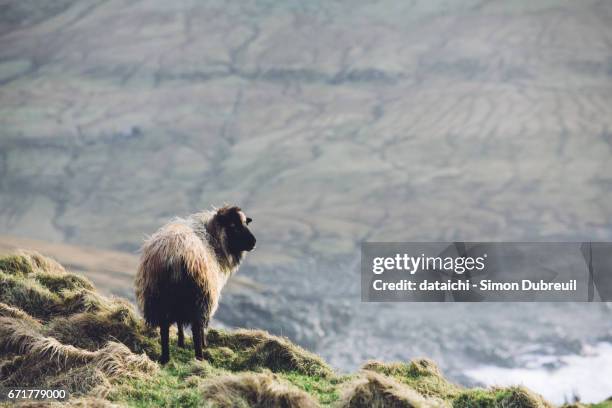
<box><xmin>246</xmin><ymin>217</ymin><xmax>252</xmax><ymax>225</ymax></box>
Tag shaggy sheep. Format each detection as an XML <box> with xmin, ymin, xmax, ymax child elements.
<box><xmin>135</xmin><ymin>206</ymin><xmax>256</xmax><ymax>363</ymax></box>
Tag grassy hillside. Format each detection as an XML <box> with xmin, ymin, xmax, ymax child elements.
<box><xmin>0</xmin><ymin>251</ymin><xmax>610</xmax><ymax>408</ymax></box>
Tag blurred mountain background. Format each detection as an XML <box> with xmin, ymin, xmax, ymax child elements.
<box><xmin>1</xmin><ymin>0</ymin><xmax>612</xmax><ymax>403</ymax></box>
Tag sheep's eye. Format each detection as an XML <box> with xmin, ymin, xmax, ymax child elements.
<box><xmin>229</xmin><ymin>223</ymin><xmax>236</xmax><ymax>228</ymax></box>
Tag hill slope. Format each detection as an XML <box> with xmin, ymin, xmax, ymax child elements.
<box><xmin>1</xmin><ymin>0</ymin><xmax>611</xmax><ymax>262</ymax></box>
<box><xmin>0</xmin><ymin>251</ymin><xmax>608</xmax><ymax>408</ymax></box>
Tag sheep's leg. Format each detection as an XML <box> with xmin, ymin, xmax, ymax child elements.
<box><xmin>177</xmin><ymin>323</ymin><xmax>185</xmax><ymax>348</ymax></box>
<box><xmin>201</xmin><ymin>316</ymin><xmax>209</xmax><ymax>348</ymax></box>
<box><xmin>192</xmin><ymin>319</ymin><xmax>204</xmax><ymax>360</ymax></box>
<box><xmin>159</xmin><ymin>322</ymin><xmax>170</xmax><ymax>364</ymax></box>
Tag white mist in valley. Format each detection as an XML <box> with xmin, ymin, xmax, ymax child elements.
<box><xmin>466</xmin><ymin>342</ymin><xmax>612</xmax><ymax>404</ymax></box>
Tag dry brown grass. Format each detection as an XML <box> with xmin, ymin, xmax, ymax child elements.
<box><xmin>0</xmin><ymin>251</ymin><xmax>158</xmax><ymax>397</ymax></box>
<box><xmin>361</xmin><ymin>359</ymin><xmax>461</xmax><ymax>400</ymax></box>
<box><xmin>0</xmin><ymin>301</ymin><xmax>41</xmax><ymax>325</ymax></box>
<box><xmin>206</xmin><ymin>328</ymin><xmax>333</xmax><ymax>377</ymax></box>
<box><xmin>362</xmin><ymin>359</ymin><xmax>442</xmax><ymax>378</ymax></box>
<box><xmin>338</xmin><ymin>370</ymin><xmax>448</xmax><ymax>408</ymax></box>
<box><xmin>495</xmin><ymin>386</ymin><xmax>554</xmax><ymax>408</ymax></box>
<box><xmin>0</xmin><ymin>316</ymin><xmax>157</xmax><ymax>393</ymax></box>
<box><xmin>0</xmin><ymin>250</ymin><xmax>564</xmax><ymax>408</ymax></box>
<box><xmin>200</xmin><ymin>371</ymin><xmax>320</xmax><ymax>408</ymax></box>
<box><xmin>0</xmin><ymin>250</ymin><xmax>333</xmax><ymax>405</ymax></box>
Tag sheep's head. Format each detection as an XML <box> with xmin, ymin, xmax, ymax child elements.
<box><xmin>215</xmin><ymin>206</ymin><xmax>256</xmax><ymax>254</ymax></box>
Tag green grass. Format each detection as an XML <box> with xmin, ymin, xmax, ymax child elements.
<box><xmin>105</xmin><ymin>340</ymin><xmax>558</xmax><ymax>408</ymax></box>
<box><xmin>108</xmin><ymin>339</ymin><xmax>340</xmax><ymax>407</ymax></box>
<box><xmin>280</xmin><ymin>372</ymin><xmax>348</xmax><ymax>405</ymax></box>
<box><xmin>363</xmin><ymin>359</ymin><xmax>462</xmax><ymax>400</ymax></box>
<box><xmin>2</xmin><ymin>252</ymin><xmax>612</xmax><ymax>408</ymax></box>
<box><xmin>590</xmin><ymin>401</ymin><xmax>612</xmax><ymax>408</ymax></box>
<box><xmin>453</xmin><ymin>388</ymin><xmax>515</xmax><ymax>408</ymax></box>
<box><xmin>108</xmin><ymin>341</ymin><xmax>212</xmax><ymax>407</ymax></box>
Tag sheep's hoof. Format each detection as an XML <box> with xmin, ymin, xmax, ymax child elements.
<box><xmin>195</xmin><ymin>354</ymin><xmax>204</xmax><ymax>361</ymax></box>
<box><xmin>159</xmin><ymin>355</ymin><xmax>170</xmax><ymax>365</ymax></box>
<box><xmin>177</xmin><ymin>341</ymin><xmax>186</xmax><ymax>349</ymax></box>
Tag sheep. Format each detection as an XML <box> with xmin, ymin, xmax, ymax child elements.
<box><xmin>135</xmin><ymin>205</ymin><xmax>256</xmax><ymax>364</ymax></box>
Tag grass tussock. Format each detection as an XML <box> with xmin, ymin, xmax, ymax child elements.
<box><xmin>362</xmin><ymin>359</ymin><xmax>461</xmax><ymax>400</ymax></box>
<box><xmin>339</xmin><ymin>370</ymin><xmax>447</xmax><ymax>408</ymax></box>
<box><xmin>0</xmin><ymin>251</ymin><xmax>597</xmax><ymax>407</ymax></box>
<box><xmin>362</xmin><ymin>360</ymin><xmax>554</xmax><ymax>408</ymax></box>
<box><xmin>0</xmin><ymin>251</ymin><xmax>158</xmax><ymax>353</ymax></box>
<box><xmin>200</xmin><ymin>371</ymin><xmax>320</xmax><ymax>407</ymax></box>
<box><xmin>206</xmin><ymin>328</ymin><xmax>333</xmax><ymax>377</ymax></box>
<box><xmin>453</xmin><ymin>386</ymin><xmax>553</xmax><ymax>408</ymax></box>
<box><xmin>0</xmin><ymin>316</ymin><xmax>157</xmax><ymax>395</ymax></box>
<box><xmin>0</xmin><ymin>301</ymin><xmax>41</xmax><ymax>325</ymax></box>
<box><xmin>0</xmin><ymin>251</ymin><xmax>158</xmax><ymax>397</ymax></box>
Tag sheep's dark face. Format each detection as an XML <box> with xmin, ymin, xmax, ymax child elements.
<box><xmin>217</xmin><ymin>206</ymin><xmax>256</xmax><ymax>254</ymax></box>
